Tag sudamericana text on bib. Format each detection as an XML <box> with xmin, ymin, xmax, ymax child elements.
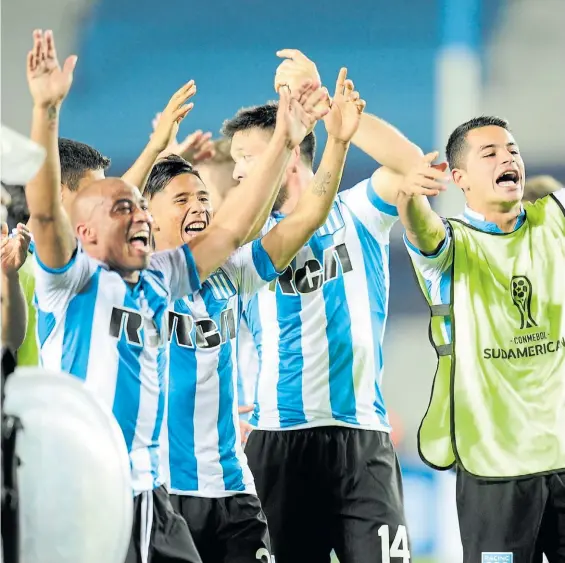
<box><xmin>418</xmin><ymin>194</ymin><xmax>565</xmax><ymax>479</ymax></box>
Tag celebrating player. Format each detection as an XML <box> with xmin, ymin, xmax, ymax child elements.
<box><xmin>146</xmin><ymin>67</ymin><xmax>364</xmax><ymax>563</ymax></box>
<box><xmin>231</xmin><ymin>49</ymin><xmax>424</xmax><ymax>563</ymax></box>
<box><xmin>398</xmin><ymin>116</ymin><xmax>565</xmax><ymax>562</ymax></box>
<box><xmin>23</xmin><ymin>29</ymin><xmax>327</xmax><ymax>563</ymax></box>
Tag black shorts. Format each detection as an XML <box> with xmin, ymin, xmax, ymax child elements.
<box><xmin>245</xmin><ymin>426</ymin><xmax>409</xmax><ymax>563</ymax></box>
<box><xmin>457</xmin><ymin>469</ymin><xmax>565</xmax><ymax>563</ymax></box>
<box><xmin>125</xmin><ymin>485</ymin><xmax>202</xmax><ymax>563</ymax></box>
<box><xmin>170</xmin><ymin>493</ymin><xmax>271</xmax><ymax>563</ymax></box>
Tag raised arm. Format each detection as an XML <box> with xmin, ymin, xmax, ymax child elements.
<box><xmin>261</xmin><ymin>68</ymin><xmax>365</xmax><ymax>271</ymax></box>
<box><xmin>125</xmin><ymin>80</ymin><xmax>196</xmax><ymax>191</ymax></box>
<box><xmin>397</xmin><ymin>152</ymin><xmax>449</xmax><ymax>254</ymax></box>
<box><xmin>1</xmin><ymin>223</ymin><xmax>31</xmax><ymax>352</ymax></box>
<box><xmin>25</xmin><ymin>29</ymin><xmax>77</xmax><ymax>269</ymax></box>
<box><xmin>188</xmin><ymin>82</ymin><xmax>329</xmax><ymax>282</ymax></box>
<box><xmin>274</xmin><ymin>49</ymin><xmax>424</xmax><ymax>204</ymax></box>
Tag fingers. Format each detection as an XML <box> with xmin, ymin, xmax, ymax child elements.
<box><xmin>1</xmin><ymin>223</ymin><xmax>8</xmax><ymax>239</ymax></box>
<box><xmin>276</xmin><ymin>49</ymin><xmax>310</xmax><ymax>62</ymax></box>
<box><xmin>424</xmin><ymin>151</ymin><xmax>439</xmax><ymax>164</ymax></box>
<box><xmin>278</xmin><ymin>84</ymin><xmax>291</xmax><ymax>108</ymax></box>
<box><xmin>303</xmin><ymin>87</ymin><xmax>329</xmax><ymax>114</ymax></box>
<box><xmin>62</xmin><ymin>55</ymin><xmax>78</xmax><ymax>78</ymax></box>
<box><xmin>45</xmin><ymin>30</ymin><xmax>57</xmax><ymax>61</ymax></box>
<box><xmin>334</xmin><ymin>67</ymin><xmax>348</xmax><ymax>98</ymax></box>
<box><xmin>294</xmin><ymin>80</ymin><xmax>316</xmax><ymax>105</ymax></box>
<box><xmin>32</xmin><ymin>29</ymin><xmax>43</xmax><ymax>70</ymax></box>
<box><xmin>167</xmin><ymin>80</ymin><xmax>196</xmax><ymax>113</ymax></box>
<box><xmin>238</xmin><ymin>405</ymin><xmax>254</xmax><ymax>414</ymax></box>
<box><xmin>174</xmin><ymin>103</ymin><xmax>194</xmax><ymax>123</ymax></box>
<box><xmin>356</xmin><ymin>99</ymin><xmax>367</xmax><ymax>114</ymax></box>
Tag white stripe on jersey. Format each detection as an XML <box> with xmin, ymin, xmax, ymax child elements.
<box><xmin>243</xmin><ymin>178</ymin><xmax>398</xmax><ymax>430</ymax></box>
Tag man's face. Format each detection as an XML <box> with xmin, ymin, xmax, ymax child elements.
<box><xmin>149</xmin><ymin>173</ymin><xmax>212</xmax><ymax>251</ymax></box>
<box><xmin>454</xmin><ymin>126</ymin><xmax>526</xmax><ymax>207</ymax></box>
<box><xmin>81</xmin><ymin>181</ymin><xmax>153</xmax><ymax>273</ymax></box>
<box><xmin>62</xmin><ymin>168</ymin><xmax>105</xmax><ymax>215</ymax></box>
<box><xmin>231</xmin><ymin>127</ymin><xmax>288</xmax><ymax>212</ymax></box>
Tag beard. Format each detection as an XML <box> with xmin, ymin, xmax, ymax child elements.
<box><xmin>271</xmin><ymin>184</ymin><xmax>289</xmax><ymax>213</ymax></box>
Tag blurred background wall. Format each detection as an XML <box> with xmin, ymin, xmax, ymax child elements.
<box><xmin>2</xmin><ymin>0</ymin><xmax>563</xmax><ymax>560</ymax></box>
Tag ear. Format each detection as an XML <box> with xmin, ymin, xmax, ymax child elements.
<box><xmin>451</xmin><ymin>168</ymin><xmax>470</xmax><ymax>192</ymax></box>
<box><xmin>76</xmin><ymin>223</ymin><xmax>97</xmax><ymax>244</ymax></box>
<box><xmin>289</xmin><ymin>145</ymin><xmax>301</xmax><ymax>174</ymax></box>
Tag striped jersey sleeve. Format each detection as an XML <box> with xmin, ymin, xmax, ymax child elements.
<box><xmin>222</xmin><ymin>239</ymin><xmax>282</xmax><ymax>305</ymax></box>
<box><xmin>149</xmin><ymin>244</ymin><xmax>201</xmax><ymax>301</ymax></box>
<box><xmin>338</xmin><ymin>175</ymin><xmax>399</xmax><ymax>243</ymax></box>
<box><xmin>33</xmin><ymin>244</ymin><xmax>98</xmax><ymax>311</ymax></box>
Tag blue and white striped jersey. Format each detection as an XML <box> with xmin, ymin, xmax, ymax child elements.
<box><xmin>165</xmin><ymin>239</ymin><xmax>280</xmax><ymax>497</ymax></box>
<box><xmin>404</xmin><ymin>192</ymin><xmax>565</xmax><ymax>341</ymax></box>
<box><xmin>241</xmin><ymin>178</ymin><xmax>398</xmax><ymax>430</ymax></box>
<box><xmin>33</xmin><ymin>243</ymin><xmax>200</xmax><ymax>496</ymax></box>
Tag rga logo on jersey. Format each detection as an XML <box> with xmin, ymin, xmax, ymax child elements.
<box><xmin>109</xmin><ymin>306</ymin><xmax>166</xmax><ymax>347</ymax></box>
<box><xmin>168</xmin><ymin>308</ymin><xmax>236</xmax><ymax>349</ymax></box>
<box><xmin>270</xmin><ymin>242</ymin><xmax>353</xmax><ymax>295</ymax></box>
<box><xmin>510</xmin><ymin>276</ymin><xmax>537</xmax><ymax>329</ymax></box>
<box><xmin>483</xmin><ymin>275</ymin><xmax>565</xmax><ymax>359</ymax></box>
<box><xmin>482</xmin><ymin>553</ymin><xmax>513</xmax><ymax>563</ymax></box>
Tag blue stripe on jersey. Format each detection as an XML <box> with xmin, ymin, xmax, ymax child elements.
<box><xmin>168</xmin><ymin>298</ymin><xmax>198</xmax><ymax>491</ymax></box>
<box><xmin>366</xmin><ymin>179</ymin><xmax>398</xmax><ymax>217</ymax></box>
<box><xmin>349</xmin><ymin>213</ymin><xmax>389</xmax><ymax>425</ymax></box>
<box><xmin>244</xmin><ymin>302</ymin><xmax>263</xmax><ymax>425</ymax></box>
<box><xmin>61</xmin><ymin>269</ymin><xmax>101</xmax><ymax>378</ymax></box>
<box><xmin>182</xmin><ymin>244</ymin><xmax>202</xmax><ymax>293</ymax></box>
<box><xmin>199</xmin><ymin>284</ymin><xmax>245</xmax><ymax>491</ymax></box>
<box><xmin>276</xmin><ymin>256</ymin><xmax>307</xmax><ymax>427</ymax></box>
<box><xmin>252</xmin><ymin>238</ymin><xmax>282</xmax><ymax>281</ymax></box>
<box><xmin>112</xmin><ymin>288</ymin><xmax>144</xmax><ymax>451</ymax></box>
<box><xmin>309</xmin><ymin>236</ymin><xmax>358</xmax><ymax>424</ymax></box>
<box><xmin>36</xmin><ymin>309</ymin><xmax>56</xmax><ymax>347</ymax></box>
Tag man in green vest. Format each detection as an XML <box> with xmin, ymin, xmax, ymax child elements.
<box><xmin>397</xmin><ymin>116</ymin><xmax>565</xmax><ymax>563</ymax></box>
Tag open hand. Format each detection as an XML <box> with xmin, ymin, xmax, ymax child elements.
<box><xmin>150</xmin><ymin>81</ymin><xmax>197</xmax><ymax>154</ymax></box>
<box><xmin>324</xmin><ymin>68</ymin><xmax>366</xmax><ymax>143</ymax></box>
<box><xmin>26</xmin><ymin>30</ymin><xmax>77</xmax><ymax>109</ymax></box>
<box><xmin>276</xmin><ymin>81</ymin><xmax>330</xmax><ymax>149</ymax></box>
<box><xmin>1</xmin><ymin>223</ymin><xmax>31</xmax><ymax>274</ymax></box>
<box><xmin>151</xmin><ymin>114</ymin><xmax>216</xmax><ymax>163</ymax></box>
<box><xmin>401</xmin><ymin>152</ymin><xmax>449</xmax><ymax>197</ymax></box>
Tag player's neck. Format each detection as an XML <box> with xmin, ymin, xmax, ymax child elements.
<box><xmin>467</xmin><ymin>201</ymin><xmax>523</xmax><ymax>233</ymax></box>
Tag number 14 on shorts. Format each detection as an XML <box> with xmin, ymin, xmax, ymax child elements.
<box><xmin>378</xmin><ymin>525</ymin><xmax>411</xmax><ymax>563</ymax></box>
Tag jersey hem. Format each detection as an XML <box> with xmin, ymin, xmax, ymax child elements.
<box><xmin>251</xmin><ymin>418</ymin><xmax>391</xmax><ymax>432</ymax></box>
<box><xmin>168</xmin><ymin>488</ymin><xmax>257</xmax><ymax>498</ymax></box>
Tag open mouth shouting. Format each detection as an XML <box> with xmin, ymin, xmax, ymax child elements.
<box><xmin>183</xmin><ymin>219</ymin><xmax>208</xmax><ymax>239</ymax></box>
<box><xmin>128</xmin><ymin>229</ymin><xmax>151</xmax><ymax>254</ymax></box>
<box><xmin>496</xmin><ymin>169</ymin><xmax>521</xmax><ymax>190</ymax></box>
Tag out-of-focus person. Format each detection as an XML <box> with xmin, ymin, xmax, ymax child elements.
<box><xmin>524</xmin><ymin>175</ymin><xmax>563</xmax><ymax>203</ymax></box>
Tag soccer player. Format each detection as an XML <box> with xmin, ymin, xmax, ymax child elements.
<box><xmin>398</xmin><ymin>116</ymin><xmax>565</xmax><ymax>562</ymax></box>
<box><xmin>230</xmin><ymin>50</ymin><xmax>423</xmax><ymax>563</ymax></box>
<box><xmin>24</xmin><ymin>29</ymin><xmax>327</xmax><ymax>563</ymax></box>
<box><xmin>147</xmin><ymin>69</ymin><xmax>364</xmax><ymax>563</ymax></box>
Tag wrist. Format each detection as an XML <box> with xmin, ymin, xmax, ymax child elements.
<box><xmin>271</xmin><ymin>129</ymin><xmax>295</xmax><ymax>152</ymax></box>
<box><xmin>2</xmin><ymin>270</ymin><xmax>20</xmax><ymax>283</ymax></box>
<box><xmin>326</xmin><ymin>135</ymin><xmax>350</xmax><ymax>148</ymax></box>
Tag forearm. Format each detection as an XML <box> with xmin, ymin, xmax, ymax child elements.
<box><xmin>397</xmin><ymin>192</ymin><xmax>446</xmax><ymax>253</ymax></box>
<box><xmin>126</xmin><ymin>143</ymin><xmax>162</xmax><ymax>192</ymax></box>
<box><xmin>27</xmin><ymin>105</ymin><xmax>75</xmax><ymax>266</ymax></box>
<box><xmin>263</xmin><ymin>137</ymin><xmax>349</xmax><ymax>271</ymax></box>
<box><xmin>1</xmin><ymin>272</ymin><xmax>28</xmax><ymax>352</ymax></box>
<box><xmin>214</xmin><ymin>131</ymin><xmax>292</xmax><ymax>244</ymax></box>
<box><xmin>27</xmin><ymin>105</ymin><xmax>62</xmax><ymax>217</ymax></box>
<box><xmin>352</xmin><ymin>113</ymin><xmax>422</xmax><ymax>175</ymax></box>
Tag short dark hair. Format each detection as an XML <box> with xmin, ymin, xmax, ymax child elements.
<box><xmin>446</xmin><ymin>116</ymin><xmax>510</xmax><ymax>170</ymax></box>
<box><xmin>221</xmin><ymin>102</ymin><xmax>316</xmax><ymax>167</ymax></box>
<box><xmin>3</xmin><ymin>185</ymin><xmax>29</xmax><ymax>228</ymax></box>
<box><xmin>145</xmin><ymin>155</ymin><xmax>202</xmax><ymax>199</ymax></box>
<box><xmin>59</xmin><ymin>138</ymin><xmax>111</xmax><ymax>191</ymax></box>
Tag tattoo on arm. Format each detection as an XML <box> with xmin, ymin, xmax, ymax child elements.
<box><xmin>47</xmin><ymin>105</ymin><xmax>58</xmax><ymax>125</ymax></box>
<box><xmin>312</xmin><ymin>172</ymin><xmax>332</xmax><ymax>196</ymax></box>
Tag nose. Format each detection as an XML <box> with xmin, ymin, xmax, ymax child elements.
<box><xmin>188</xmin><ymin>199</ymin><xmax>207</xmax><ymax>215</ymax></box>
<box><xmin>233</xmin><ymin>161</ymin><xmax>246</xmax><ymax>182</ymax></box>
<box><xmin>501</xmin><ymin>149</ymin><xmax>516</xmax><ymax>164</ymax></box>
<box><xmin>133</xmin><ymin>204</ymin><xmax>153</xmax><ymax>225</ymax></box>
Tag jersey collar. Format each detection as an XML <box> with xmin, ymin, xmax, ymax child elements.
<box><xmin>463</xmin><ymin>204</ymin><xmax>526</xmax><ymax>234</ymax></box>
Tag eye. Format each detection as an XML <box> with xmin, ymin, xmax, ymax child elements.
<box><xmin>114</xmin><ymin>202</ymin><xmax>132</xmax><ymax>213</ymax></box>
<box><xmin>483</xmin><ymin>153</ymin><xmax>495</xmax><ymax>158</ymax></box>
<box><xmin>510</xmin><ymin>149</ymin><xmax>519</xmax><ymax>155</ymax></box>
<box><xmin>199</xmin><ymin>196</ymin><xmax>209</xmax><ymax>203</ymax></box>
<box><xmin>175</xmin><ymin>198</ymin><xmax>188</xmax><ymax>205</ymax></box>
